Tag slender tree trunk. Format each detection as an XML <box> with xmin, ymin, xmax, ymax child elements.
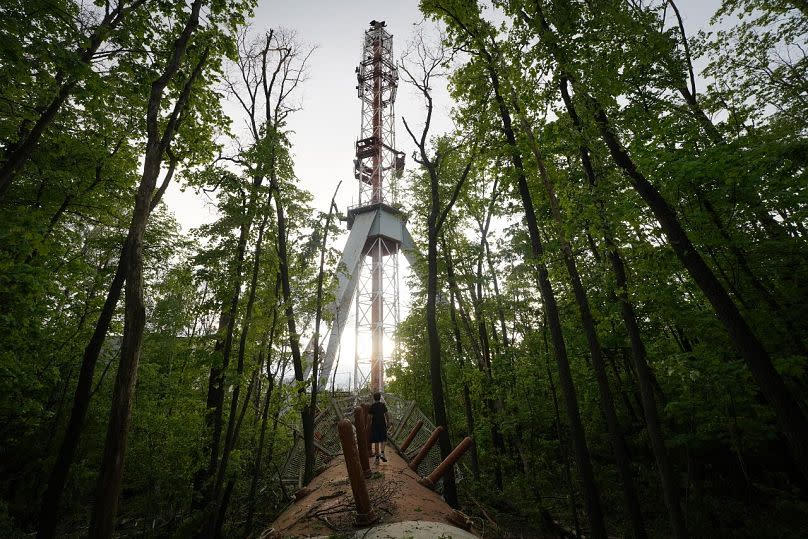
<box><xmin>245</xmin><ymin>302</ymin><xmax>279</xmax><ymax>533</ymax></box>
<box><xmin>484</xmin><ymin>59</ymin><xmax>607</xmax><ymax>537</ymax></box>
<box><xmin>271</xmin><ymin>172</ymin><xmax>311</xmax><ymax>482</ymax></box>
<box><xmin>444</xmin><ymin>241</ymin><xmax>493</xmax><ymax>483</ymax></box>
<box><xmin>449</xmin><ymin>286</ymin><xmax>480</xmax><ymax>480</ymax></box>
<box><xmin>483</xmin><ymin>236</ymin><xmax>511</xmax><ymax>352</ymax></box>
<box><xmin>401</xmin><ymin>50</ymin><xmax>475</xmax><ymax>506</ymax></box>
<box><xmin>441</xmin><ymin>237</ymin><xmax>505</xmax><ymax>490</ymax></box>
<box><xmin>37</xmin><ymin>250</ymin><xmax>126</xmax><ymax>538</ymax></box>
<box><xmin>193</xmin><ymin>309</ymin><xmax>228</xmax><ymax>513</ymax></box>
<box><xmin>213</xmin><ymin>477</ymin><xmax>235</xmax><ymax>539</ymax></box>
<box><xmin>246</xmin><ymin>379</ymin><xmax>274</xmax><ymax>532</ymax></box>
<box><xmin>264</xmin><ymin>355</ymin><xmax>290</xmax><ymax>471</ymax></box>
<box><xmin>88</xmin><ymin>191</ymin><xmax>151</xmax><ymax>538</ymax></box>
<box><xmin>194</xmin><ymin>188</ymin><xmax>258</xmax><ymax>522</ymax></box>
<box><xmin>559</xmin><ymin>75</ymin><xmax>688</xmax><ymax>537</ymax></box>
<box><xmin>305</xmin><ymin>183</ymin><xmax>340</xmax><ymax>484</ymax></box>
<box><xmin>88</xmin><ymin>4</ymin><xmax>205</xmax><ymax>535</ymax></box>
<box><xmin>425</xmin><ymin>223</ymin><xmax>458</xmax><ymax>506</ymax></box>
<box><xmin>518</xmin><ymin>109</ymin><xmax>647</xmax><ymax>538</ymax></box>
<box><xmin>208</xmin><ymin>211</ymin><xmax>271</xmax><ymax>536</ymax></box>
<box><xmin>543</xmin><ymin>320</ymin><xmax>582</xmax><ymax>539</ymax></box>
<box><xmin>468</xmin><ymin>252</ymin><xmax>506</xmax><ymax>491</ymax></box>
<box><xmin>445</xmin><ymin>262</ymin><xmax>485</xmax><ymax>366</ymax></box>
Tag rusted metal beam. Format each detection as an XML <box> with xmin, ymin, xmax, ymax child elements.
<box><xmin>408</xmin><ymin>425</ymin><xmax>444</xmax><ymax>472</ymax></box>
<box><xmin>398</xmin><ymin>419</ymin><xmax>424</xmax><ymax>453</ymax></box>
<box><xmin>419</xmin><ymin>436</ymin><xmax>473</xmax><ymax>489</ymax></box>
<box><xmin>337</xmin><ymin>419</ymin><xmax>376</xmax><ymax>526</ymax></box>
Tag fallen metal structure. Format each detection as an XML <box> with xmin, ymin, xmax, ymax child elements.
<box><xmin>279</xmin><ymin>392</ymin><xmax>459</xmax><ymax>490</ymax></box>
<box><xmin>270</xmin><ymin>391</ymin><xmax>475</xmax><ymax>538</ymax></box>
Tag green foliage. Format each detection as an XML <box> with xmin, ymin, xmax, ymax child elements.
<box><xmin>392</xmin><ymin>0</ymin><xmax>808</xmax><ymax>536</ymax></box>
<box><xmin>2</xmin><ymin>0</ymin><xmax>807</xmax><ymax>536</ymax></box>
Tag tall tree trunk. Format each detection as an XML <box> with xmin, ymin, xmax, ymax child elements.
<box><xmin>543</xmin><ymin>320</ymin><xmax>582</xmax><ymax>539</ymax></box>
<box><xmin>559</xmin><ymin>74</ymin><xmax>688</xmax><ymax>537</ymax></box>
<box><xmin>401</xmin><ymin>48</ymin><xmax>475</xmax><ymax>507</ymax></box>
<box><xmin>88</xmin><ymin>3</ymin><xmax>205</xmax><ymax>535</ymax></box>
<box><xmin>37</xmin><ymin>253</ymin><xmax>126</xmax><ymax>538</ymax></box>
<box><xmin>245</xmin><ymin>296</ymin><xmax>280</xmax><ymax>533</ymax></box>
<box><xmin>468</xmin><ymin>248</ymin><xmax>506</xmax><ymax>491</ymax></box>
<box><xmin>484</xmin><ymin>57</ymin><xmax>607</xmax><ymax>538</ymax></box>
<box><xmin>194</xmin><ymin>188</ymin><xmax>258</xmax><ymax>520</ymax></box>
<box><xmin>208</xmin><ymin>210</ymin><xmax>271</xmax><ymax>536</ymax></box>
<box><xmin>444</xmin><ymin>241</ymin><xmax>494</xmax><ymax>483</ymax></box>
<box><xmin>518</xmin><ymin>109</ymin><xmax>647</xmax><ymax>538</ymax></box>
<box><xmin>271</xmin><ymin>172</ymin><xmax>311</xmax><ymax>482</ymax></box>
<box><xmin>426</xmin><ymin>221</ymin><xmax>458</xmax><ymax>506</ymax></box>
<box><xmin>449</xmin><ymin>283</ymin><xmax>481</xmax><ymax>480</ymax></box>
<box><xmin>193</xmin><ymin>309</ymin><xmax>229</xmax><ymax>514</ymax></box>
<box><xmin>305</xmin><ymin>183</ymin><xmax>341</xmax><ymax>482</ymax></box>
<box><xmin>213</xmin><ymin>477</ymin><xmax>235</xmax><ymax>539</ymax></box>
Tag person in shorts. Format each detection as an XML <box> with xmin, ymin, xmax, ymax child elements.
<box><xmin>368</xmin><ymin>392</ymin><xmax>391</xmax><ymax>464</ymax></box>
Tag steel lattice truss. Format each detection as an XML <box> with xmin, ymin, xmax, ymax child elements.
<box><xmin>280</xmin><ymin>392</ymin><xmax>458</xmax><ymax>492</ymax></box>
<box><xmin>354</xmin><ymin>20</ymin><xmax>404</xmax><ymax>205</ymax></box>
<box><xmin>353</xmin><ymin>236</ymin><xmax>400</xmax><ymax>391</ymax></box>
<box><xmin>309</xmin><ymin>21</ymin><xmax>415</xmax><ymax>396</ymax></box>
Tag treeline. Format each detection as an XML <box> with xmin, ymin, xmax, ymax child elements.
<box><xmin>2</xmin><ymin>0</ymin><xmax>807</xmax><ymax>537</ymax></box>
<box><xmin>388</xmin><ymin>0</ymin><xmax>808</xmax><ymax>537</ymax></box>
<box><xmin>0</xmin><ymin>1</ymin><xmax>335</xmax><ymax>537</ymax></box>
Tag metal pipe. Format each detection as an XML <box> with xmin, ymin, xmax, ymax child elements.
<box><xmin>354</xmin><ymin>406</ymin><xmax>372</xmax><ymax>477</ymax></box>
<box><xmin>371</xmin><ymin>239</ymin><xmax>382</xmax><ymax>393</ymax></box>
<box><xmin>361</xmin><ymin>402</ymin><xmax>372</xmax><ymax>453</ymax></box>
<box><xmin>337</xmin><ymin>419</ymin><xmax>376</xmax><ymax>525</ymax></box>
<box><xmin>419</xmin><ymin>436</ymin><xmax>473</xmax><ymax>489</ymax></box>
<box><xmin>408</xmin><ymin>425</ymin><xmax>444</xmax><ymax>472</ymax></box>
<box><xmin>398</xmin><ymin>420</ymin><xmax>424</xmax><ymax>453</ymax></box>
<box><xmin>370</xmin><ymin>22</ymin><xmax>383</xmax><ymax>394</ymax></box>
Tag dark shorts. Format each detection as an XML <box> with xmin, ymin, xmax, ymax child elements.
<box><xmin>371</xmin><ymin>425</ymin><xmax>387</xmax><ymax>443</ymax></box>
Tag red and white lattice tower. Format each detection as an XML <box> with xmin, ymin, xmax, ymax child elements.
<box><xmin>316</xmin><ymin>21</ymin><xmax>416</xmax><ymax>395</ymax></box>
<box><xmin>353</xmin><ymin>20</ymin><xmax>404</xmax><ymax>393</ymax></box>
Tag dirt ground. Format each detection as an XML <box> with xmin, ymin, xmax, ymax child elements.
<box><xmin>264</xmin><ymin>448</ymin><xmax>477</xmax><ymax>538</ymax></box>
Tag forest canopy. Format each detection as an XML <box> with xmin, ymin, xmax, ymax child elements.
<box><xmin>0</xmin><ymin>0</ymin><xmax>807</xmax><ymax>537</ymax></box>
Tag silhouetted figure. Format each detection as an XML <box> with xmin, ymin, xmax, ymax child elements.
<box><xmin>369</xmin><ymin>392</ymin><xmax>390</xmax><ymax>464</ymax></box>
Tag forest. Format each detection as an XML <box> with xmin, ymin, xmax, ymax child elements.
<box><xmin>0</xmin><ymin>0</ymin><xmax>807</xmax><ymax>537</ymax></box>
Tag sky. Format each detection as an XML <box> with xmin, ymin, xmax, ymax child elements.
<box><xmin>165</xmin><ymin>0</ymin><xmax>444</xmax><ymax>230</ymax></box>
<box><xmin>163</xmin><ymin>0</ymin><xmax>721</xmax><ymax>388</ymax></box>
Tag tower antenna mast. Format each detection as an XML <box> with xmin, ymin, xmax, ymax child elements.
<box><xmin>353</xmin><ymin>20</ymin><xmax>405</xmax><ymax>393</ymax></box>
<box><xmin>315</xmin><ymin>21</ymin><xmax>415</xmax><ymax>395</ymax></box>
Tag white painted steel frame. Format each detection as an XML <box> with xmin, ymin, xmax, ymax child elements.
<box><xmin>315</xmin><ymin>208</ymin><xmax>420</xmax><ymax>391</ymax></box>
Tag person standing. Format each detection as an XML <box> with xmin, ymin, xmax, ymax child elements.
<box><xmin>369</xmin><ymin>392</ymin><xmax>390</xmax><ymax>464</ymax></box>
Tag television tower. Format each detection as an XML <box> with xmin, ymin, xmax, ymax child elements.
<box><xmin>316</xmin><ymin>21</ymin><xmax>417</xmax><ymax>394</ymax></box>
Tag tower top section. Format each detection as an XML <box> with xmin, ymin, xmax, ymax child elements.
<box><xmin>353</xmin><ymin>20</ymin><xmax>404</xmax><ymax>207</ymax></box>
